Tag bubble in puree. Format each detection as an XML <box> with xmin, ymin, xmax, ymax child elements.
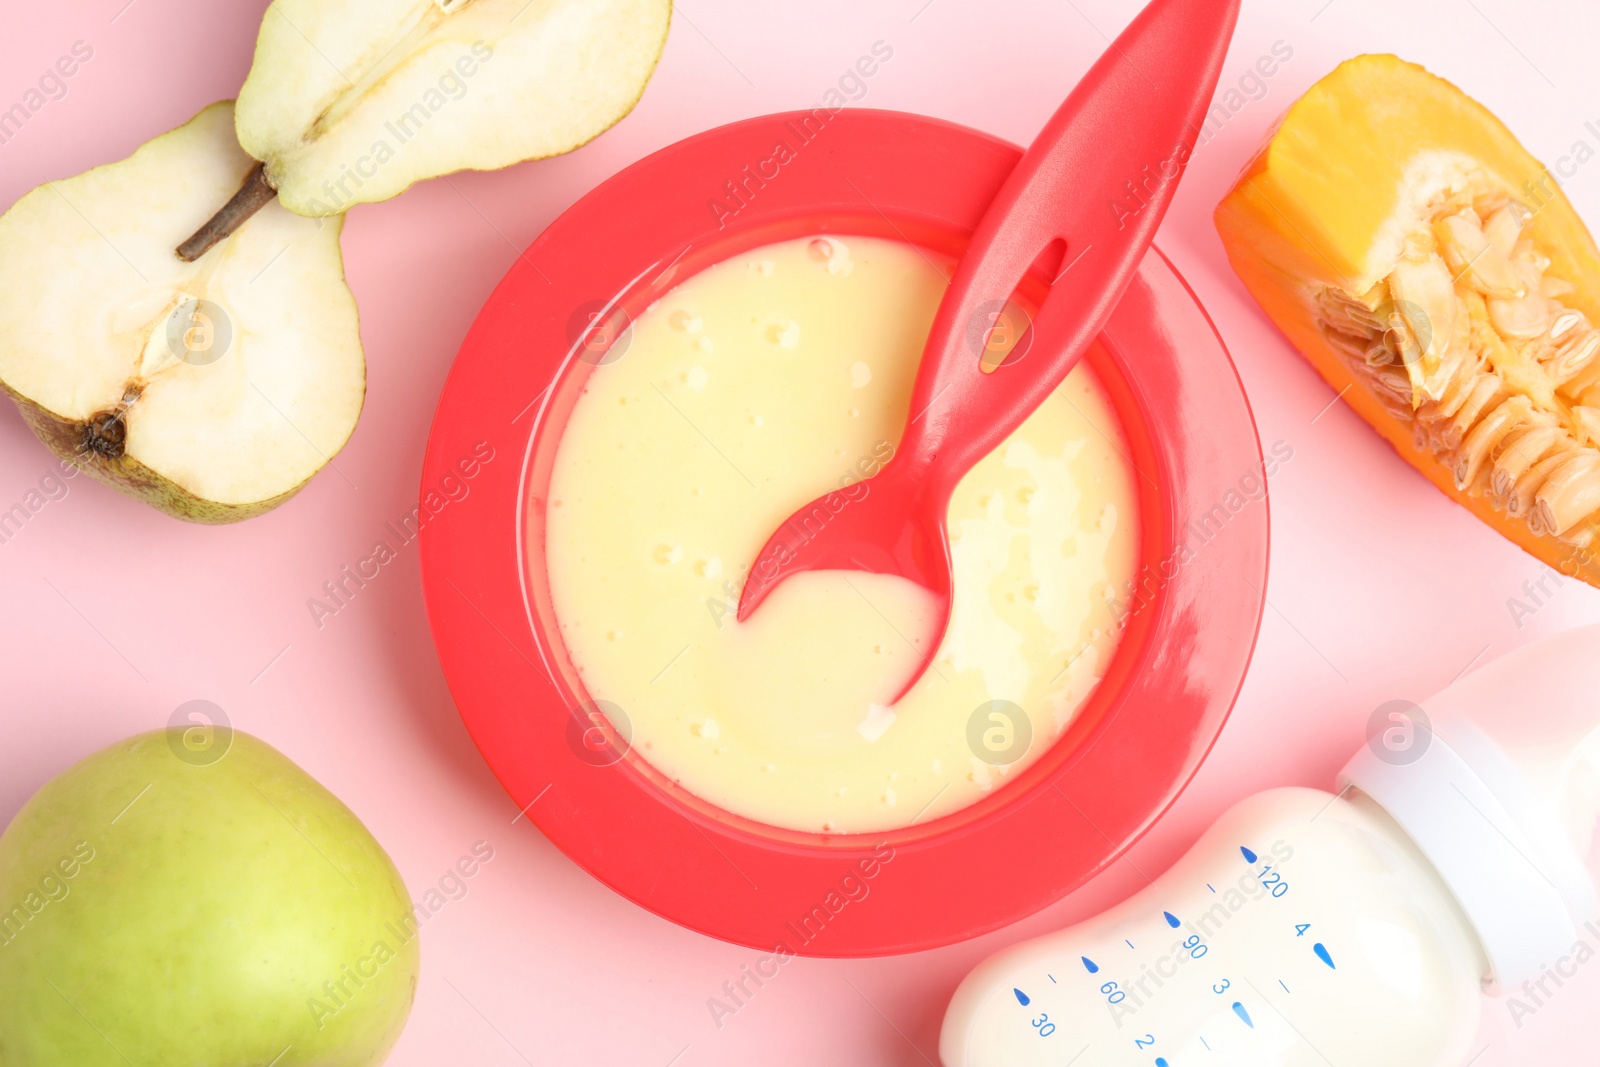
<box><xmin>543</xmin><ymin>235</ymin><xmax>1139</xmax><ymax>833</ymax></box>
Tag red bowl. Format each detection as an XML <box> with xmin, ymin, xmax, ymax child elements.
<box><xmin>418</xmin><ymin>108</ymin><xmax>1267</xmax><ymax>956</ymax></box>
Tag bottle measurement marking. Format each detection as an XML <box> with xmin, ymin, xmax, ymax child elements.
<box><xmin>1155</xmin><ymin>1058</ymin><xmax>1169</xmax><ymax>1067</ymax></box>
<box><xmin>1313</xmin><ymin>943</ymin><xmax>1335</xmax><ymax>969</ymax></box>
<box><xmin>1009</xmin><ymin>841</ymin><xmax>1313</xmax><ymax>1055</ymax></box>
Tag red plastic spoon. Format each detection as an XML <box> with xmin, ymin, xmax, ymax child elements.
<box><xmin>735</xmin><ymin>0</ymin><xmax>1240</xmax><ymax>696</ymax></box>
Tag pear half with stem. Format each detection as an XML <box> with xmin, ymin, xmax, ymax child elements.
<box><xmin>0</xmin><ymin>102</ymin><xmax>364</xmax><ymax>523</ymax></box>
<box><xmin>179</xmin><ymin>0</ymin><xmax>672</xmax><ymax>259</ymax></box>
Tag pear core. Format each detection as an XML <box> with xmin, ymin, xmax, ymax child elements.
<box><xmin>0</xmin><ymin>101</ymin><xmax>365</xmax><ymax>522</ymax></box>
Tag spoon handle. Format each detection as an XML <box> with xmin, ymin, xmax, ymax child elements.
<box><xmin>900</xmin><ymin>0</ymin><xmax>1239</xmax><ymax>498</ymax></box>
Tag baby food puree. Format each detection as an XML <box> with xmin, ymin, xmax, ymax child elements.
<box><xmin>544</xmin><ymin>235</ymin><xmax>1139</xmax><ymax>833</ymax></box>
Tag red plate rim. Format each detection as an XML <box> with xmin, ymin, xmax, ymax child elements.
<box><xmin>418</xmin><ymin>108</ymin><xmax>1268</xmax><ymax>956</ymax></box>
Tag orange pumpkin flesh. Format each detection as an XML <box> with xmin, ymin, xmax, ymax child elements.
<box><xmin>1216</xmin><ymin>53</ymin><xmax>1600</xmax><ymax>585</ymax></box>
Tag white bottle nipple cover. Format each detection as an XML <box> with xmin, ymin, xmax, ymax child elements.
<box><xmin>1340</xmin><ymin>624</ymin><xmax>1600</xmax><ymax>993</ymax></box>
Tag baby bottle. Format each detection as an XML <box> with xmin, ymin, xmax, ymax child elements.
<box><xmin>940</xmin><ymin>624</ymin><xmax>1600</xmax><ymax>1066</ymax></box>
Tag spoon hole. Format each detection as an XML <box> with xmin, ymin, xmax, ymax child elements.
<box><xmin>974</xmin><ymin>237</ymin><xmax>1065</xmax><ymax>374</ymax></box>
<box><xmin>1031</xmin><ymin>236</ymin><xmax>1067</xmax><ymax>282</ymax></box>
<box><xmin>976</xmin><ymin>295</ymin><xmax>1034</xmax><ymax>374</ymax></box>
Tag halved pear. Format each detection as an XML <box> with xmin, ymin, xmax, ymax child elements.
<box><xmin>0</xmin><ymin>102</ymin><xmax>365</xmax><ymax>523</ymax></box>
<box><xmin>178</xmin><ymin>0</ymin><xmax>671</xmax><ymax>258</ymax></box>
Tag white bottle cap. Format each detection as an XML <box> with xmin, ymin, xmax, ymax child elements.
<box><xmin>1339</xmin><ymin>624</ymin><xmax>1600</xmax><ymax>994</ymax></box>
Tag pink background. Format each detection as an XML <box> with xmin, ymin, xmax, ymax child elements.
<box><xmin>3</xmin><ymin>0</ymin><xmax>1599</xmax><ymax>1063</ymax></box>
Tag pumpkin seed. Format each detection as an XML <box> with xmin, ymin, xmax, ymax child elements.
<box><xmin>1312</xmin><ymin>188</ymin><xmax>1600</xmax><ymax>546</ymax></box>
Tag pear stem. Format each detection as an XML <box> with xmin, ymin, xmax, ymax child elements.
<box><xmin>176</xmin><ymin>163</ymin><xmax>277</xmax><ymax>262</ymax></box>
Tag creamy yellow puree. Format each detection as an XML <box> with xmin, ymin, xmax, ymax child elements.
<box><xmin>543</xmin><ymin>235</ymin><xmax>1138</xmax><ymax>833</ymax></box>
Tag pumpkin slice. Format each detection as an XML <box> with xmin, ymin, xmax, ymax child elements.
<box><xmin>1216</xmin><ymin>53</ymin><xmax>1600</xmax><ymax>582</ymax></box>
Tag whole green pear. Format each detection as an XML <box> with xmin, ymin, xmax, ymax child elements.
<box><xmin>0</xmin><ymin>728</ymin><xmax>420</xmax><ymax>1065</ymax></box>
